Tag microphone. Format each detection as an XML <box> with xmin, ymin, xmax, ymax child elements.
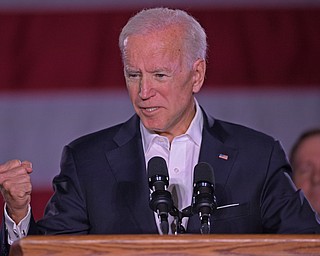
<box><xmin>192</xmin><ymin>162</ymin><xmax>216</xmax><ymax>234</ymax></box>
<box><xmin>147</xmin><ymin>156</ymin><xmax>173</xmax><ymax>235</ymax></box>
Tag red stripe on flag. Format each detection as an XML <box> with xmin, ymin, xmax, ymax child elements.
<box><xmin>0</xmin><ymin>8</ymin><xmax>319</xmax><ymax>92</ymax></box>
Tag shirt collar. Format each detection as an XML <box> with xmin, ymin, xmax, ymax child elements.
<box><xmin>140</xmin><ymin>98</ymin><xmax>203</xmax><ymax>154</ymax></box>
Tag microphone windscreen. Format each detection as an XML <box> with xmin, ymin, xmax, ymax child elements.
<box><xmin>194</xmin><ymin>162</ymin><xmax>215</xmax><ymax>185</ymax></box>
<box><xmin>147</xmin><ymin>156</ymin><xmax>168</xmax><ymax>178</ymax></box>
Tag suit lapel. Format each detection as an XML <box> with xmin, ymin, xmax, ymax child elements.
<box><xmin>105</xmin><ymin>115</ymin><xmax>158</xmax><ymax>234</ymax></box>
<box><xmin>187</xmin><ymin>111</ymin><xmax>238</xmax><ymax>233</ymax></box>
<box><xmin>199</xmin><ymin>119</ymin><xmax>238</xmax><ymax>191</ymax></box>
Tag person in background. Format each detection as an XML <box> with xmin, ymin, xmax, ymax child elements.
<box><xmin>290</xmin><ymin>128</ymin><xmax>320</xmax><ymax>213</ymax></box>
<box><xmin>1</xmin><ymin>7</ymin><xmax>320</xmax><ymax>256</ymax></box>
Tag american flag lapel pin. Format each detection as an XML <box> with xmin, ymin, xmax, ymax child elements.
<box><xmin>218</xmin><ymin>153</ymin><xmax>229</xmax><ymax>160</ymax></box>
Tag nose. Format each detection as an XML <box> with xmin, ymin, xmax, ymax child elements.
<box><xmin>139</xmin><ymin>76</ymin><xmax>156</xmax><ymax>100</ymax></box>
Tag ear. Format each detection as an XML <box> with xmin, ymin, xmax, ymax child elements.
<box><xmin>192</xmin><ymin>59</ymin><xmax>206</xmax><ymax>93</ymax></box>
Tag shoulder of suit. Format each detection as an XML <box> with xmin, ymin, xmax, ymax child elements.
<box><xmin>211</xmin><ymin>118</ymin><xmax>277</xmax><ymax>145</ymax></box>
<box><xmin>68</xmin><ymin>114</ymin><xmax>138</xmax><ymax>149</ymax></box>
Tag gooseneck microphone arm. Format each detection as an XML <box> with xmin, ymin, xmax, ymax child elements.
<box><xmin>192</xmin><ymin>162</ymin><xmax>217</xmax><ymax>234</ymax></box>
<box><xmin>147</xmin><ymin>156</ymin><xmax>173</xmax><ymax>235</ymax></box>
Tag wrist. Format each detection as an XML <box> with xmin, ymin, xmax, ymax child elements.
<box><xmin>6</xmin><ymin>205</ymin><xmax>29</xmax><ymax>224</ymax></box>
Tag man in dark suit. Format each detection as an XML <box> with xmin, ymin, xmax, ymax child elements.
<box><xmin>1</xmin><ymin>7</ymin><xmax>320</xmax><ymax>255</ymax></box>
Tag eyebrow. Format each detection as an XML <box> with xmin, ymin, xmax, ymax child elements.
<box><xmin>124</xmin><ymin>66</ymin><xmax>140</xmax><ymax>72</ymax></box>
<box><xmin>125</xmin><ymin>67</ymin><xmax>173</xmax><ymax>74</ymax></box>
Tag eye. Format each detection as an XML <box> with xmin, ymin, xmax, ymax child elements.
<box><xmin>154</xmin><ymin>73</ymin><xmax>168</xmax><ymax>80</ymax></box>
<box><xmin>126</xmin><ymin>71</ymin><xmax>141</xmax><ymax>79</ymax></box>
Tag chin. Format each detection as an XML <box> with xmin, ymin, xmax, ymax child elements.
<box><xmin>145</xmin><ymin>125</ymin><xmax>163</xmax><ymax>133</ymax></box>
<box><xmin>147</xmin><ymin>126</ymin><xmax>167</xmax><ymax>135</ymax></box>
<box><xmin>141</xmin><ymin>119</ymin><xmax>162</xmax><ymax>131</ymax></box>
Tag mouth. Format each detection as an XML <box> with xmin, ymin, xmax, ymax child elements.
<box><xmin>144</xmin><ymin>107</ymin><xmax>158</xmax><ymax>112</ymax></box>
<box><xmin>139</xmin><ymin>106</ymin><xmax>160</xmax><ymax>115</ymax></box>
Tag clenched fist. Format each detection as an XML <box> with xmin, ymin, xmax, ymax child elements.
<box><xmin>0</xmin><ymin>159</ymin><xmax>33</xmax><ymax>224</ymax></box>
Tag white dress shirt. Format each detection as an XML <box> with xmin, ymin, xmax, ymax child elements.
<box><xmin>141</xmin><ymin>98</ymin><xmax>203</xmax><ymax>234</ymax></box>
<box><xmin>4</xmin><ymin>204</ymin><xmax>31</xmax><ymax>244</ymax></box>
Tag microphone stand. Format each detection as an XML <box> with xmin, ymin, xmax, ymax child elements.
<box><xmin>170</xmin><ymin>206</ymin><xmax>193</xmax><ymax>235</ymax></box>
<box><xmin>149</xmin><ymin>189</ymin><xmax>173</xmax><ymax>235</ymax></box>
<box><xmin>199</xmin><ymin>213</ymin><xmax>211</xmax><ymax>234</ymax></box>
<box><xmin>192</xmin><ymin>192</ymin><xmax>216</xmax><ymax>234</ymax></box>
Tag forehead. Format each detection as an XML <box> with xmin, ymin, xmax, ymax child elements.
<box><xmin>296</xmin><ymin>135</ymin><xmax>320</xmax><ymax>157</ymax></box>
<box><xmin>123</xmin><ymin>26</ymin><xmax>185</xmax><ymax>63</ymax></box>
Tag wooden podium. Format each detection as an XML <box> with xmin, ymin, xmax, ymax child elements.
<box><xmin>9</xmin><ymin>234</ymin><xmax>320</xmax><ymax>255</ymax></box>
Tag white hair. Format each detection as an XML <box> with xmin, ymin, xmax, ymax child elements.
<box><xmin>119</xmin><ymin>7</ymin><xmax>208</xmax><ymax>67</ymax></box>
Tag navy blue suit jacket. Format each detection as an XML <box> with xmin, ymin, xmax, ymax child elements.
<box><xmin>2</xmin><ymin>109</ymin><xmax>320</xmax><ymax>254</ymax></box>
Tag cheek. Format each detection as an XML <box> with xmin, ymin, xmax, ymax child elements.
<box><xmin>295</xmin><ymin>176</ymin><xmax>311</xmax><ymax>190</ymax></box>
<box><xmin>169</xmin><ymin>80</ymin><xmax>193</xmax><ymax>101</ymax></box>
<box><xmin>126</xmin><ymin>84</ymin><xmax>138</xmax><ymax>99</ymax></box>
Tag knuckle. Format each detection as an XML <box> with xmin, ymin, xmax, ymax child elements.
<box><xmin>16</xmin><ymin>190</ymin><xmax>26</xmax><ymax>199</ymax></box>
<box><xmin>2</xmin><ymin>180</ymin><xmax>11</xmax><ymax>190</ymax></box>
<box><xmin>0</xmin><ymin>159</ymin><xmax>22</xmax><ymax>174</ymax></box>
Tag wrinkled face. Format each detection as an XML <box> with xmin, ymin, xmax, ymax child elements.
<box><xmin>122</xmin><ymin>26</ymin><xmax>205</xmax><ymax>141</ymax></box>
<box><xmin>293</xmin><ymin>135</ymin><xmax>320</xmax><ymax>213</ymax></box>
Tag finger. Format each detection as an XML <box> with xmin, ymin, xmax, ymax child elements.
<box><xmin>1</xmin><ymin>173</ymin><xmax>31</xmax><ymax>191</ymax></box>
<box><xmin>10</xmin><ymin>182</ymin><xmax>32</xmax><ymax>199</ymax></box>
<box><xmin>21</xmin><ymin>161</ymin><xmax>33</xmax><ymax>174</ymax></box>
<box><xmin>1</xmin><ymin>181</ymin><xmax>32</xmax><ymax>211</ymax></box>
<box><xmin>0</xmin><ymin>159</ymin><xmax>22</xmax><ymax>173</ymax></box>
<box><xmin>0</xmin><ymin>165</ymin><xmax>31</xmax><ymax>187</ymax></box>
